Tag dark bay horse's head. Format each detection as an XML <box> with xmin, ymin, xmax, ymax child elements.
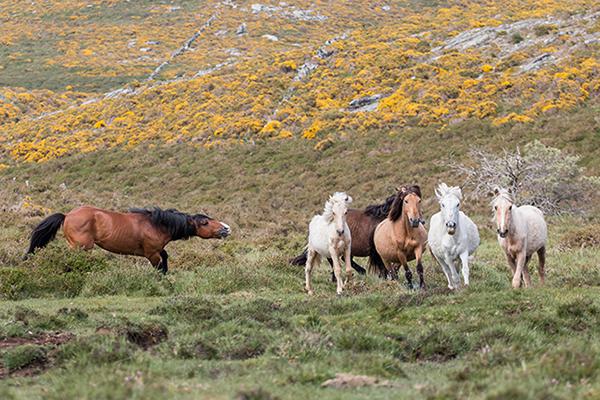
<box><xmin>191</xmin><ymin>214</ymin><xmax>231</xmax><ymax>239</ymax></box>
<box><xmin>389</xmin><ymin>185</ymin><xmax>423</xmax><ymax>228</ymax></box>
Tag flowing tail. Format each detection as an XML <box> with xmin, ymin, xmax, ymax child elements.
<box><xmin>289</xmin><ymin>248</ymin><xmax>308</xmax><ymax>266</ymax></box>
<box><xmin>368</xmin><ymin>234</ymin><xmax>387</xmax><ymax>279</ymax></box>
<box><xmin>26</xmin><ymin>213</ymin><xmax>65</xmax><ymax>255</ymax></box>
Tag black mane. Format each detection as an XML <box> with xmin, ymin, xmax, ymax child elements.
<box><xmin>129</xmin><ymin>207</ymin><xmax>209</xmax><ymax>240</ymax></box>
<box><xmin>388</xmin><ymin>185</ymin><xmax>422</xmax><ymax>222</ymax></box>
<box><xmin>364</xmin><ymin>194</ymin><xmax>396</xmax><ymax>219</ymax></box>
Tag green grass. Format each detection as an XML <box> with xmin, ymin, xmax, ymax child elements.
<box><xmin>0</xmin><ymin>104</ymin><xmax>599</xmax><ymax>398</ymax></box>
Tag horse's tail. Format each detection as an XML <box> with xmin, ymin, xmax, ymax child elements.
<box><xmin>26</xmin><ymin>213</ymin><xmax>65</xmax><ymax>256</ymax></box>
<box><xmin>368</xmin><ymin>233</ymin><xmax>386</xmax><ymax>278</ymax></box>
<box><xmin>289</xmin><ymin>247</ymin><xmax>309</xmax><ymax>266</ymax></box>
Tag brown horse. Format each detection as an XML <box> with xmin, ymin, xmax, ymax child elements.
<box><xmin>290</xmin><ymin>194</ymin><xmax>396</xmax><ymax>279</ymax></box>
<box><xmin>25</xmin><ymin>206</ymin><xmax>231</xmax><ymax>274</ymax></box>
<box><xmin>369</xmin><ymin>186</ymin><xmax>427</xmax><ymax>288</ymax></box>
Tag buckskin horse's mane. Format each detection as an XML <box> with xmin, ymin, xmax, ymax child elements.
<box><xmin>363</xmin><ymin>194</ymin><xmax>396</xmax><ymax>219</ymax></box>
<box><xmin>388</xmin><ymin>185</ymin><xmax>422</xmax><ymax>222</ymax></box>
<box><xmin>129</xmin><ymin>208</ymin><xmax>209</xmax><ymax>240</ymax></box>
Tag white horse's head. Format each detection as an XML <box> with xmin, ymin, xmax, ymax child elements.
<box><xmin>324</xmin><ymin>192</ymin><xmax>352</xmax><ymax>236</ymax></box>
<box><xmin>435</xmin><ymin>183</ymin><xmax>462</xmax><ymax>235</ymax></box>
<box><xmin>492</xmin><ymin>187</ymin><xmax>514</xmax><ymax>238</ymax></box>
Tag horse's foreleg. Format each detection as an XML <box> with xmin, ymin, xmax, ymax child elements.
<box><xmin>537</xmin><ymin>247</ymin><xmax>546</xmax><ymax>285</ymax></box>
<box><xmin>414</xmin><ymin>246</ymin><xmax>425</xmax><ymax>289</ymax></box>
<box><xmin>444</xmin><ymin>256</ymin><xmax>460</xmax><ymax>289</ymax></box>
<box><xmin>305</xmin><ymin>249</ymin><xmax>318</xmax><ymax>295</ymax></box>
<box><xmin>326</xmin><ymin>257</ymin><xmax>336</xmax><ymax>283</ymax></box>
<box><xmin>329</xmin><ymin>246</ymin><xmax>344</xmax><ymax>295</ymax></box>
<box><xmin>434</xmin><ymin>254</ymin><xmax>454</xmax><ymax>290</ymax></box>
<box><xmin>512</xmin><ymin>253</ymin><xmax>526</xmax><ymax>289</ymax></box>
<box><xmin>147</xmin><ymin>253</ymin><xmax>162</xmax><ymax>273</ymax></box>
<box><xmin>344</xmin><ymin>245</ymin><xmax>352</xmax><ymax>285</ymax></box>
<box><xmin>396</xmin><ymin>252</ymin><xmax>412</xmax><ymax>289</ymax></box>
<box><xmin>159</xmin><ymin>250</ymin><xmax>169</xmax><ymax>274</ymax></box>
<box><xmin>459</xmin><ymin>252</ymin><xmax>470</xmax><ymax>287</ymax></box>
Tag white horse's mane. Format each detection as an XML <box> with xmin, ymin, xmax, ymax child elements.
<box><xmin>322</xmin><ymin>192</ymin><xmax>352</xmax><ymax>218</ymax></box>
<box><xmin>435</xmin><ymin>183</ymin><xmax>462</xmax><ymax>202</ymax></box>
<box><xmin>492</xmin><ymin>187</ymin><xmax>514</xmax><ymax>206</ymax></box>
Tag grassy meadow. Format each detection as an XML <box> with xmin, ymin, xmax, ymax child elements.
<box><xmin>1</xmin><ymin>107</ymin><xmax>599</xmax><ymax>398</ymax></box>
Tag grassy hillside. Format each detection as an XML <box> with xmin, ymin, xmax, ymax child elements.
<box><xmin>1</xmin><ymin>103</ymin><xmax>600</xmax><ymax>398</ymax></box>
<box><xmin>1</xmin><ymin>0</ymin><xmax>600</xmax><ymax>398</ymax></box>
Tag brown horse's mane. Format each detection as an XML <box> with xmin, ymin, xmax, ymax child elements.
<box><xmin>388</xmin><ymin>185</ymin><xmax>422</xmax><ymax>222</ymax></box>
<box><xmin>363</xmin><ymin>194</ymin><xmax>396</xmax><ymax>219</ymax></box>
<box><xmin>129</xmin><ymin>208</ymin><xmax>209</xmax><ymax>240</ymax></box>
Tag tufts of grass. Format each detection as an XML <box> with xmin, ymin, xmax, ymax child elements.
<box><xmin>2</xmin><ymin>345</ymin><xmax>47</xmax><ymax>372</ymax></box>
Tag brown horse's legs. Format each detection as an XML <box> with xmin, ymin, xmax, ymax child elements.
<box><xmin>537</xmin><ymin>247</ymin><xmax>546</xmax><ymax>285</ymax></box>
<box><xmin>402</xmin><ymin>264</ymin><xmax>413</xmax><ymax>289</ymax></box>
<box><xmin>326</xmin><ymin>258</ymin><xmax>336</xmax><ymax>283</ymax></box>
<box><xmin>416</xmin><ymin>261</ymin><xmax>425</xmax><ymax>289</ymax></box>
<box><xmin>159</xmin><ymin>250</ymin><xmax>168</xmax><ymax>274</ymax></box>
<box><xmin>147</xmin><ymin>252</ymin><xmax>162</xmax><ymax>272</ymax></box>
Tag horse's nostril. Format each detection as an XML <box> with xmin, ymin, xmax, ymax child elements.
<box><xmin>337</xmin><ymin>229</ymin><xmax>344</xmax><ymax>236</ymax></box>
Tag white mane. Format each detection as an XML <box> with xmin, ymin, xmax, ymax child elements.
<box><xmin>322</xmin><ymin>192</ymin><xmax>352</xmax><ymax>218</ymax></box>
<box><xmin>492</xmin><ymin>187</ymin><xmax>514</xmax><ymax>206</ymax></box>
<box><xmin>435</xmin><ymin>183</ymin><xmax>462</xmax><ymax>202</ymax></box>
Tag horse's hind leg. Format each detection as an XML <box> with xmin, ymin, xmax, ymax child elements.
<box><xmin>159</xmin><ymin>250</ymin><xmax>169</xmax><ymax>274</ymax></box>
<box><xmin>327</xmin><ymin>257</ymin><xmax>336</xmax><ymax>283</ymax></box>
<box><xmin>537</xmin><ymin>247</ymin><xmax>546</xmax><ymax>285</ymax></box>
<box><xmin>522</xmin><ymin>255</ymin><xmax>532</xmax><ymax>288</ymax></box>
<box><xmin>305</xmin><ymin>249</ymin><xmax>319</xmax><ymax>295</ymax></box>
<box><xmin>350</xmin><ymin>257</ymin><xmax>366</xmax><ymax>275</ymax></box>
<box><xmin>459</xmin><ymin>252</ymin><xmax>470</xmax><ymax>287</ymax></box>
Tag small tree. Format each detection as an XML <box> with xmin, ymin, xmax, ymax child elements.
<box><xmin>451</xmin><ymin>140</ymin><xmax>599</xmax><ymax>215</ymax></box>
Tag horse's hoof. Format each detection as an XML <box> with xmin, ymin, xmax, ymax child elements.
<box><xmin>336</xmin><ymin>291</ymin><xmax>343</xmax><ymax>296</ymax></box>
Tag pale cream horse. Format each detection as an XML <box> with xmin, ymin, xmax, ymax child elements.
<box><xmin>305</xmin><ymin>192</ymin><xmax>353</xmax><ymax>295</ymax></box>
<box><xmin>492</xmin><ymin>187</ymin><xmax>547</xmax><ymax>288</ymax></box>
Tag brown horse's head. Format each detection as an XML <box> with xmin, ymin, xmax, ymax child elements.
<box><xmin>389</xmin><ymin>185</ymin><xmax>423</xmax><ymax>228</ymax></box>
<box><xmin>191</xmin><ymin>215</ymin><xmax>231</xmax><ymax>239</ymax></box>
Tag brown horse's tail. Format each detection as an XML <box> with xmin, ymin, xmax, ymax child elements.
<box><xmin>289</xmin><ymin>248</ymin><xmax>308</xmax><ymax>266</ymax></box>
<box><xmin>368</xmin><ymin>234</ymin><xmax>387</xmax><ymax>278</ymax></box>
<box><xmin>26</xmin><ymin>213</ymin><xmax>65</xmax><ymax>256</ymax></box>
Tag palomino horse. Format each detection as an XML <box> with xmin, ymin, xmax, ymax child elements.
<box><xmin>305</xmin><ymin>192</ymin><xmax>353</xmax><ymax>295</ymax></box>
<box><xmin>492</xmin><ymin>188</ymin><xmax>547</xmax><ymax>288</ymax></box>
<box><xmin>26</xmin><ymin>206</ymin><xmax>231</xmax><ymax>274</ymax></box>
<box><xmin>369</xmin><ymin>186</ymin><xmax>427</xmax><ymax>289</ymax></box>
<box><xmin>290</xmin><ymin>193</ymin><xmax>396</xmax><ymax>279</ymax></box>
<box><xmin>428</xmin><ymin>183</ymin><xmax>480</xmax><ymax>289</ymax></box>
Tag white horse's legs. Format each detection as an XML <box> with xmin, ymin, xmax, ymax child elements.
<box><xmin>459</xmin><ymin>252</ymin><xmax>470</xmax><ymax>286</ymax></box>
<box><xmin>305</xmin><ymin>249</ymin><xmax>319</xmax><ymax>295</ymax></box>
<box><xmin>330</xmin><ymin>246</ymin><xmax>344</xmax><ymax>295</ymax></box>
<box><xmin>435</xmin><ymin>254</ymin><xmax>454</xmax><ymax>289</ymax></box>
<box><xmin>445</xmin><ymin>256</ymin><xmax>461</xmax><ymax>289</ymax></box>
<box><xmin>512</xmin><ymin>253</ymin><xmax>526</xmax><ymax>289</ymax></box>
<box><xmin>344</xmin><ymin>245</ymin><xmax>352</xmax><ymax>285</ymax></box>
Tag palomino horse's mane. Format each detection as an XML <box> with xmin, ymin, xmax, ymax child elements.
<box><xmin>364</xmin><ymin>194</ymin><xmax>396</xmax><ymax>219</ymax></box>
<box><xmin>130</xmin><ymin>207</ymin><xmax>210</xmax><ymax>240</ymax></box>
<box><xmin>322</xmin><ymin>192</ymin><xmax>352</xmax><ymax>219</ymax></box>
<box><xmin>435</xmin><ymin>183</ymin><xmax>462</xmax><ymax>201</ymax></box>
<box><xmin>389</xmin><ymin>185</ymin><xmax>422</xmax><ymax>222</ymax></box>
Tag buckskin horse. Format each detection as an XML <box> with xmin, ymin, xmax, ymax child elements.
<box><xmin>25</xmin><ymin>206</ymin><xmax>231</xmax><ymax>274</ymax></box>
<box><xmin>369</xmin><ymin>186</ymin><xmax>428</xmax><ymax>289</ymax></box>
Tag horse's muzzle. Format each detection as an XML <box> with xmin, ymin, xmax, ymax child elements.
<box><xmin>497</xmin><ymin>229</ymin><xmax>508</xmax><ymax>238</ymax></box>
<box><xmin>446</xmin><ymin>222</ymin><xmax>456</xmax><ymax>235</ymax></box>
<box><xmin>219</xmin><ymin>225</ymin><xmax>231</xmax><ymax>238</ymax></box>
<box><xmin>336</xmin><ymin>229</ymin><xmax>345</xmax><ymax>236</ymax></box>
<box><xmin>409</xmin><ymin>219</ymin><xmax>420</xmax><ymax>228</ymax></box>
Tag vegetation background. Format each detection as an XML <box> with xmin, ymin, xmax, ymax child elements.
<box><xmin>0</xmin><ymin>0</ymin><xmax>599</xmax><ymax>398</ymax></box>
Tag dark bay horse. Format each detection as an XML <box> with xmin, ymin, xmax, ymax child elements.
<box><xmin>370</xmin><ymin>186</ymin><xmax>427</xmax><ymax>289</ymax></box>
<box><xmin>26</xmin><ymin>206</ymin><xmax>231</xmax><ymax>274</ymax></box>
<box><xmin>290</xmin><ymin>194</ymin><xmax>396</xmax><ymax>279</ymax></box>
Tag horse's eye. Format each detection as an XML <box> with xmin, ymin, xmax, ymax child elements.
<box><xmin>494</xmin><ymin>206</ymin><xmax>497</xmax><ymax>210</ymax></box>
<box><xmin>457</xmin><ymin>203</ymin><xmax>460</xmax><ymax>207</ymax></box>
<box><xmin>441</xmin><ymin>204</ymin><xmax>445</xmax><ymax>208</ymax></box>
<box><xmin>509</xmin><ymin>205</ymin><xmax>512</xmax><ymax>210</ymax></box>
<box><xmin>344</xmin><ymin>211</ymin><xmax>348</xmax><ymax>215</ymax></box>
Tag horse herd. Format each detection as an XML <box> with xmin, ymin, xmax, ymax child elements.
<box><xmin>25</xmin><ymin>183</ymin><xmax>547</xmax><ymax>294</ymax></box>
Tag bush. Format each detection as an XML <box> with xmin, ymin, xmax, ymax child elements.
<box><xmin>452</xmin><ymin>140</ymin><xmax>599</xmax><ymax>214</ymax></box>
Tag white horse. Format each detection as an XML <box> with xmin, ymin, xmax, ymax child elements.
<box><xmin>492</xmin><ymin>187</ymin><xmax>547</xmax><ymax>288</ymax></box>
<box><xmin>305</xmin><ymin>192</ymin><xmax>352</xmax><ymax>295</ymax></box>
<box><xmin>428</xmin><ymin>183</ymin><xmax>480</xmax><ymax>289</ymax></box>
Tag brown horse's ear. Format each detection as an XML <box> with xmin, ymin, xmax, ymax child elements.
<box><xmin>397</xmin><ymin>186</ymin><xmax>407</xmax><ymax>193</ymax></box>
